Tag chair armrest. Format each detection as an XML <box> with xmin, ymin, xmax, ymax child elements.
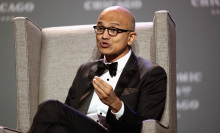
<box><xmin>141</xmin><ymin>119</ymin><xmax>168</xmax><ymax>133</ymax></box>
<box><xmin>0</xmin><ymin>126</ymin><xmax>21</xmax><ymax>133</ymax></box>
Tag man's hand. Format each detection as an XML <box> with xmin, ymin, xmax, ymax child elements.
<box><xmin>92</xmin><ymin>76</ymin><xmax>122</xmax><ymax>113</ymax></box>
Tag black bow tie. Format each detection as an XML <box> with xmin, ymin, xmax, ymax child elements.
<box><xmin>97</xmin><ymin>61</ymin><xmax>118</xmax><ymax>77</ymax></box>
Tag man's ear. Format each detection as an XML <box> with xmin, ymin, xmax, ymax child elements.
<box><xmin>128</xmin><ymin>32</ymin><xmax>137</xmax><ymax>46</ymax></box>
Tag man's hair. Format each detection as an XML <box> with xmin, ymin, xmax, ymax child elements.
<box><xmin>130</xmin><ymin>16</ymin><xmax>136</xmax><ymax>31</ymax></box>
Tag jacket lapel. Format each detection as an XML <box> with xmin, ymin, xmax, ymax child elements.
<box><xmin>114</xmin><ymin>52</ymin><xmax>139</xmax><ymax>97</ymax></box>
<box><xmin>77</xmin><ymin>61</ymin><xmax>100</xmax><ymax>114</ymax></box>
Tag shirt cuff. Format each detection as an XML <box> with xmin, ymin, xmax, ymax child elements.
<box><xmin>111</xmin><ymin>101</ymin><xmax>124</xmax><ymax>120</ymax></box>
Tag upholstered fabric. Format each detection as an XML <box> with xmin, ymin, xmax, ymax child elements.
<box><xmin>14</xmin><ymin>17</ymin><xmax>42</xmax><ymax>132</ymax></box>
<box><xmin>13</xmin><ymin>10</ymin><xmax>176</xmax><ymax>133</ymax></box>
<box><xmin>0</xmin><ymin>126</ymin><xmax>20</xmax><ymax>133</ymax></box>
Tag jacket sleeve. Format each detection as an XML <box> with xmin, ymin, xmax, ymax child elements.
<box><xmin>106</xmin><ymin>66</ymin><xmax>167</xmax><ymax>133</ymax></box>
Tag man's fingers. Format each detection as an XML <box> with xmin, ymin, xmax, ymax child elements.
<box><xmin>93</xmin><ymin>76</ymin><xmax>112</xmax><ymax>93</ymax></box>
<box><xmin>93</xmin><ymin>78</ymin><xmax>107</xmax><ymax>98</ymax></box>
<box><xmin>93</xmin><ymin>78</ymin><xmax>105</xmax><ymax>92</ymax></box>
<box><xmin>94</xmin><ymin>76</ymin><xmax>109</xmax><ymax>88</ymax></box>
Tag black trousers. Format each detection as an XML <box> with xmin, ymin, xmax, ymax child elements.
<box><xmin>28</xmin><ymin>100</ymin><xmax>109</xmax><ymax>133</ymax></box>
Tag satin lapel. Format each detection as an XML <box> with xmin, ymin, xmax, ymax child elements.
<box><xmin>114</xmin><ymin>52</ymin><xmax>139</xmax><ymax>97</ymax></box>
<box><xmin>79</xmin><ymin>62</ymin><xmax>99</xmax><ymax>103</ymax></box>
<box><xmin>77</xmin><ymin>61</ymin><xmax>100</xmax><ymax>114</ymax></box>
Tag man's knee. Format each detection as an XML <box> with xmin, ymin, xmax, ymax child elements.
<box><xmin>38</xmin><ymin>99</ymin><xmax>62</xmax><ymax>112</ymax></box>
<box><xmin>47</xmin><ymin>124</ymin><xmax>71</xmax><ymax>133</ymax></box>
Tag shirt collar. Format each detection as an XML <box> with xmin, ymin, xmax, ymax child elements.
<box><xmin>104</xmin><ymin>49</ymin><xmax>131</xmax><ymax>72</ymax></box>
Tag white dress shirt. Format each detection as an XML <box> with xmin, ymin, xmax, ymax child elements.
<box><xmin>87</xmin><ymin>50</ymin><xmax>131</xmax><ymax>126</ymax></box>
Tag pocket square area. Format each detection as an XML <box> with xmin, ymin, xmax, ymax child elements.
<box><xmin>121</xmin><ymin>88</ymin><xmax>139</xmax><ymax>95</ymax></box>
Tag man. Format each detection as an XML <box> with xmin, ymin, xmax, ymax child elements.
<box><xmin>29</xmin><ymin>6</ymin><xmax>167</xmax><ymax>133</ymax></box>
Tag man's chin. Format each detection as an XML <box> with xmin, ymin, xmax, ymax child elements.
<box><xmin>98</xmin><ymin>49</ymin><xmax>112</xmax><ymax>56</ymax></box>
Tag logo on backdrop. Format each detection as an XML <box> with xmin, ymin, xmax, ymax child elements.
<box><xmin>0</xmin><ymin>1</ymin><xmax>35</xmax><ymax>22</ymax></box>
<box><xmin>84</xmin><ymin>0</ymin><xmax>143</xmax><ymax>11</ymax></box>
<box><xmin>176</xmin><ymin>70</ymin><xmax>203</xmax><ymax>119</ymax></box>
<box><xmin>191</xmin><ymin>0</ymin><xmax>220</xmax><ymax>15</ymax></box>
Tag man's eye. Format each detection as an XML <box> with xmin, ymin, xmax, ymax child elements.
<box><xmin>110</xmin><ymin>28</ymin><xmax>117</xmax><ymax>32</ymax></box>
<box><xmin>97</xmin><ymin>27</ymin><xmax>104</xmax><ymax>30</ymax></box>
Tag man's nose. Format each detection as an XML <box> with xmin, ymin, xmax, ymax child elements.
<box><xmin>102</xmin><ymin>29</ymin><xmax>110</xmax><ymax>39</ymax></box>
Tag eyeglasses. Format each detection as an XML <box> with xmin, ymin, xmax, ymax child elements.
<box><xmin>93</xmin><ymin>26</ymin><xmax>133</xmax><ymax>36</ymax></box>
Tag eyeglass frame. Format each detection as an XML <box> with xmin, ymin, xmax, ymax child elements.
<box><xmin>93</xmin><ymin>26</ymin><xmax>133</xmax><ymax>37</ymax></box>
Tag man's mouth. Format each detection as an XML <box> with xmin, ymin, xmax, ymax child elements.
<box><xmin>100</xmin><ymin>42</ymin><xmax>110</xmax><ymax>48</ymax></box>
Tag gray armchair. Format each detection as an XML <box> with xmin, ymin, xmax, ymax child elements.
<box><xmin>5</xmin><ymin>10</ymin><xmax>176</xmax><ymax>133</ymax></box>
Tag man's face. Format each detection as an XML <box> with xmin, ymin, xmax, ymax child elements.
<box><xmin>96</xmin><ymin>9</ymin><xmax>135</xmax><ymax>62</ymax></box>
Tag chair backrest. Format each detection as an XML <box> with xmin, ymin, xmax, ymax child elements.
<box><xmin>14</xmin><ymin>10</ymin><xmax>176</xmax><ymax>133</ymax></box>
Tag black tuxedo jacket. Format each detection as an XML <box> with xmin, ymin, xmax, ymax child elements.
<box><xmin>65</xmin><ymin>51</ymin><xmax>167</xmax><ymax>133</ymax></box>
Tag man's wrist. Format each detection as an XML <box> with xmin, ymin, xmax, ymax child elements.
<box><xmin>111</xmin><ymin>101</ymin><xmax>124</xmax><ymax>120</ymax></box>
<box><xmin>110</xmin><ymin>98</ymin><xmax>122</xmax><ymax>113</ymax></box>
